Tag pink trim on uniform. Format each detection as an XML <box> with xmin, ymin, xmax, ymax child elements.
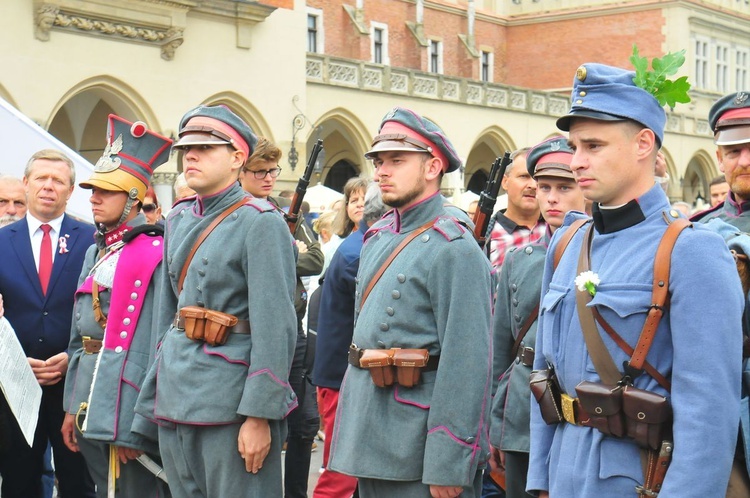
<box><xmin>202</xmin><ymin>344</ymin><xmax>249</xmax><ymax>367</ymax></box>
<box><xmin>393</xmin><ymin>386</ymin><xmax>430</xmax><ymax>409</ymax></box>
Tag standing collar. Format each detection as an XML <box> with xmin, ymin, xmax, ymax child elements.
<box><xmin>591</xmin><ymin>184</ymin><xmax>668</xmax><ymax>234</ymax></box>
<box><xmin>724</xmin><ymin>191</ymin><xmax>750</xmax><ymax>217</ymax></box>
<box><xmin>391</xmin><ymin>192</ymin><xmax>444</xmax><ymax>232</ymax></box>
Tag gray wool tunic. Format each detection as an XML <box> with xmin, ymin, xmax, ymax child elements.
<box><xmin>329</xmin><ymin>192</ymin><xmax>493</xmax><ymax>490</ymax></box>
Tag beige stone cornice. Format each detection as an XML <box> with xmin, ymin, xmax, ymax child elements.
<box><xmin>33</xmin><ymin>0</ymin><xmax>276</xmax><ymax>58</ymax></box>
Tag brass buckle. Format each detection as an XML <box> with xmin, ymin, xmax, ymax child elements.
<box><xmin>560</xmin><ymin>393</ymin><xmax>578</xmax><ymax>425</ymax></box>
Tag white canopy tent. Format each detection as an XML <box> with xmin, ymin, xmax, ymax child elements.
<box><xmin>305</xmin><ymin>184</ymin><xmax>344</xmax><ymax>213</ymax></box>
<box><xmin>0</xmin><ymin>97</ymin><xmax>94</xmax><ymax>222</ymax></box>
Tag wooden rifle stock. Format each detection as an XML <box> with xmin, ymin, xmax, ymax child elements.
<box><xmin>472</xmin><ymin>151</ymin><xmax>511</xmax><ymax>247</ymax></box>
<box><xmin>285</xmin><ymin>139</ymin><xmax>323</xmax><ymax>234</ymax></box>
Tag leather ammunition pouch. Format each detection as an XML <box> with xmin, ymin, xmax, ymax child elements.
<box><xmin>177</xmin><ymin>306</ymin><xmax>240</xmax><ymax>346</ymax></box>
<box><xmin>575</xmin><ymin>381</ymin><xmax>626</xmax><ymax>438</ymax></box>
<box><xmin>348</xmin><ymin>345</ymin><xmax>438</xmax><ymax>388</ymax></box>
<box><xmin>359</xmin><ymin>349</ymin><xmax>396</xmax><ymax>387</ymax></box>
<box><xmin>622</xmin><ymin>385</ymin><xmax>672</xmax><ymax>451</ymax></box>
<box><xmin>530</xmin><ymin>367</ymin><xmax>564</xmax><ymax>425</ymax></box>
<box><xmin>393</xmin><ymin>349</ymin><xmax>429</xmax><ymax>387</ymax></box>
<box><xmin>82</xmin><ymin>336</ymin><xmax>103</xmax><ymax>354</ymax></box>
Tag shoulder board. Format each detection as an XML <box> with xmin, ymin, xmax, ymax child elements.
<box><xmin>171</xmin><ymin>195</ymin><xmax>197</xmax><ymax>209</ymax></box>
<box><xmin>244</xmin><ymin>197</ymin><xmax>276</xmax><ymax>213</ymax></box>
<box><xmin>689</xmin><ymin>202</ymin><xmax>722</xmax><ymax>222</ymax></box>
<box><xmin>432</xmin><ymin>216</ymin><xmax>468</xmax><ymax>242</ymax></box>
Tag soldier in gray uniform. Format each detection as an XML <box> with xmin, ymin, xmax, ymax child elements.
<box><xmin>691</xmin><ymin>92</ymin><xmax>750</xmax><ymax>493</ymax></box>
<box><xmin>135</xmin><ymin>105</ymin><xmax>298</xmax><ymax>498</ymax></box>
<box><xmin>328</xmin><ymin>107</ymin><xmax>493</xmax><ymax>498</ymax></box>
<box><xmin>489</xmin><ymin>136</ymin><xmax>585</xmax><ymax>498</ymax></box>
<box><xmin>61</xmin><ymin>115</ymin><xmax>172</xmax><ymax>497</ymax></box>
<box><xmin>692</xmin><ymin>92</ymin><xmax>750</xmax><ymax>231</ymax></box>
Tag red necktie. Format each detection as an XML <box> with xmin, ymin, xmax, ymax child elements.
<box><xmin>39</xmin><ymin>224</ymin><xmax>52</xmax><ymax>295</ymax></box>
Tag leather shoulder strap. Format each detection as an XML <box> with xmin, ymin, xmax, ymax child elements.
<box><xmin>553</xmin><ymin>218</ymin><xmax>590</xmax><ymax>271</ymax></box>
<box><xmin>575</xmin><ymin>223</ymin><xmax>623</xmax><ymax>385</ymax></box>
<box><xmin>628</xmin><ymin>218</ymin><xmax>691</xmax><ymax>378</ymax></box>
<box><xmin>511</xmin><ymin>303</ymin><xmax>539</xmax><ymax>358</ymax></box>
<box><xmin>359</xmin><ymin>218</ymin><xmax>434</xmax><ymax>311</ymax></box>
<box><xmin>178</xmin><ymin>198</ymin><xmax>248</xmax><ymax>294</ymax></box>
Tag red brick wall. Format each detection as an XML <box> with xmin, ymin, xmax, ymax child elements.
<box><xmin>307</xmin><ymin>1</ymin><xmax>664</xmax><ymax>88</ymax></box>
<box><xmin>309</xmin><ymin>0</ymin><xmax>506</xmax><ymax>80</ymax></box>
<box><xmin>260</xmin><ymin>0</ymin><xmax>294</xmax><ymax>10</ymax></box>
<box><xmin>504</xmin><ymin>9</ymin><xmax>665</xmax><ymax>89</ymax></box>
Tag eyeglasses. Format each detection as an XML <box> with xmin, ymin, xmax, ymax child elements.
<box><xmin>246</xmin><ymin>167</ymin><xmax>282</xmax><ymax>180</ymax></box>
<box><xmin>142</xmin><ymin>203</ymin><xmax>158</xmax><ymax>213</ymax></box>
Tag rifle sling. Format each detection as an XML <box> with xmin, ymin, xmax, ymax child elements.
<box><xmin>359</xmin><ymin>219</ymin><xmax>435</xmax><ymax>311</ymax></box>
<box><xmin>177</xmin><ymin>198</ymin><xmax>248</xmax><ymax>295</ymax></box>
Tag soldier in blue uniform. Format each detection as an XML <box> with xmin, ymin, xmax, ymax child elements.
<box><xmin>61</xmin><ymin>115</ymin><xmax>172</xmax><ymax>498</ymax></box>
<box><xmin>328</xmin><ymin>107</ymin><xmax>493</xmax><ymax>498</ymax></box>
<box><xmin>528</xmin><ymin>64</ymin><xmax>744</xmax><ymax>497</ymax></box>
<box><xmin>692</xmin><ymin>92</ymin><xmax>750</xmax><ymax>230</ymax></box>
<box><xmin>489</xmin><ymin>136</ymin><xmax>585</xmax><ymax>498</ymax></box>
<box><xmin>135</xmin><ymin>105</ymin><xmax>298</xmax><ymax>498</ymax></box>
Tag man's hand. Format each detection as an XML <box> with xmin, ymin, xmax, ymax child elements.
<box><xmin>429</xmin><ymin>485</ymin><xmax>463</xmax><ymax>498</ymax></box>
<box><xmin>117</xmin><ymin>446</ymin><xmax>144</xmax><ymax>464</ymax></box>
<box><xmin>237</xmin><ymin>417</ymin><xmax>271</xmax><ymax>474</ymax></box>
<box><xmin>61</xmin><ymin>413</ymin><xmax>79</xmax><ymax>452</ymax></box>
<box><xmin>295</xmin><ymin>240</ymin><xmax>308</xmax><ymax>254</ymax></box>
<box><xmin>539</xmin><ymin>492</ymin><xmax>549</xmax><ymax>498</ymax></box>
<box><xmin>0</xmin><ymin>293</ymin><xmax>4</xmax><ymax>318</ymax></box>
<box><xmin>29</xmin><ymin>352</ymin><xmax>69</xmax><ymax>386</ymax></box>
<box><xmin>488</xmin><ymin>446</ymin><xmax>505</xmax><ymax>471</ymax></box>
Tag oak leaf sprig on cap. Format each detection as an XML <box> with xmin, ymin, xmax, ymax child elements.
<box><xmin>630</xmin><ymin>45</ymin><xmax>691</xmax><ymax>110</ymax></box>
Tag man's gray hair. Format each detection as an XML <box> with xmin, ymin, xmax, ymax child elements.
<box><xmin>363</xmin><ymin>181</ymin><xmax>388</xmax><ymax>224</ymax></box>
<box><xmin>24</xmin><ymin>149</ymin><xmax>76</xmax><ymax>185</ymax></box>
<box><xmin>504</xmin><ymin>147</ymin><xmax>530</xmax><ymax>176</ymax></box>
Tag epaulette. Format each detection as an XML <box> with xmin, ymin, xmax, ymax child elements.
<box><xmin>432</xmin><ymin>216</ymin><xmax>468</xmax><ymax>241</ymax></box>
<box><xmin>122</xmin><ymin>223</ymin><xmax>164</xmax><ymax>243</ymax></box>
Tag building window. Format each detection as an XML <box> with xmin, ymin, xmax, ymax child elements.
<box><xmin>716</xmin><ymin>43</ymin><xmax>729</xmax><ymax>92</ymax></box>
<box><xmin>307</xmin><ymin>7</ymin><xmax>324</xmax><ymax>53</ymax></box>
<box><xmin>737</xmin><ymin>49</ymin><xmax>749</xmax><ymax>90</ymax></box>
<box><xmin>429</xmin><ymin>40</ymin><xmax>442</xmax><ymax>74</ymax></box>
<box><xmin>371</xmin><ymin>22</ymin><xmax>389</xmax><ymax>65</ymax></box>
<box><xmin>481</xmin><ymin>51</ymin><xmax>493</xmax><ymax>82</ymax></box>
<box><xmin>695</xmin><ymin>37</ymin><xmax>709</xmax><ymax>90</ymax></box>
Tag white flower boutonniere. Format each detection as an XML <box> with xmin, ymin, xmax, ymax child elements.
<box><xmin>575</xmin><ymin>271</ymin><xmax>600</xmax><ymax>297</ymax></box>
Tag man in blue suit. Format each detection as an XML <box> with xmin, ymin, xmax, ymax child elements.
<box><xmin>0</xmin><ymin>149</ymin><xmax>96</xmax><ymax>498</ymax></box>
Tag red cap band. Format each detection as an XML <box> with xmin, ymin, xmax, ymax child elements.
<box><xmin>184</xmin><ymin>116</ymin><xmax>250</xmax><ymax>158</ymax></box>
<box><xmin>380</xmin><ymin>121</ymin><xmax>449</xmax><ymax>172</ymax></box>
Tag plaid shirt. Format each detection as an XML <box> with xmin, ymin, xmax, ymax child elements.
<box><xmin>486</xmin><ymin>211</ymin><xmax>546</xmax><ymax>271</ymax></box>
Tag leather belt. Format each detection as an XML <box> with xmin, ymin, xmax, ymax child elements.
<box><xmin>515</xmin><ymin>343</ymin><xmax>535</xmax><ymax>367</ymax></box>
<box><xmin>82</xmin><ymin>336</ymin><xmax>103</xmax><ymax>354</ymax></box>
<box><xmin>560</xmin><ymin>393</ymin><xmax>591</xmax><ymax>427</ymax></box>
<box><xmin>173</xmin><ymin>313</ymin><xmax>251</xmax><ymax>335</ymax></box>
<box><xmin>347</xmin><ymin>345</ymin><xmax>440</xmax><ymax>372</ymax></box>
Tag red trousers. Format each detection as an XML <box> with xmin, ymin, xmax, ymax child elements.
<box><xmin>313</xmin><ymin>387</ymin><xmax>358</xmax><ymax>498</ymax></box>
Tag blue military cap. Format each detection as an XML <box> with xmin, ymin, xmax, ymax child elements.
<box><xmin>526</xmin><ymin>136</ymin><xmax>574</xmax><ymax>180</ymax></box>
<box><xmin>80</xmin><ymin>115</ymin><xmax>172</xmax><ymax>202</ymax></box>
<box><xmin>174</xmin><ymin>104</ymin><xmax>258</xmax><ymax>159</ymax></box>
<box><xmin>708</xmin><ymin>92</ymin><xmax>750</xmax><ymax>145</ymax></box>
<box><xmin>556</xmin><ymin>63</ymin><xmax>666</xmax><ymax>146</ymax></box>
<box><xmin>364</xmin><ymin>107</ymin><xmax>462</xmax><ymax>173</ymax></box>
